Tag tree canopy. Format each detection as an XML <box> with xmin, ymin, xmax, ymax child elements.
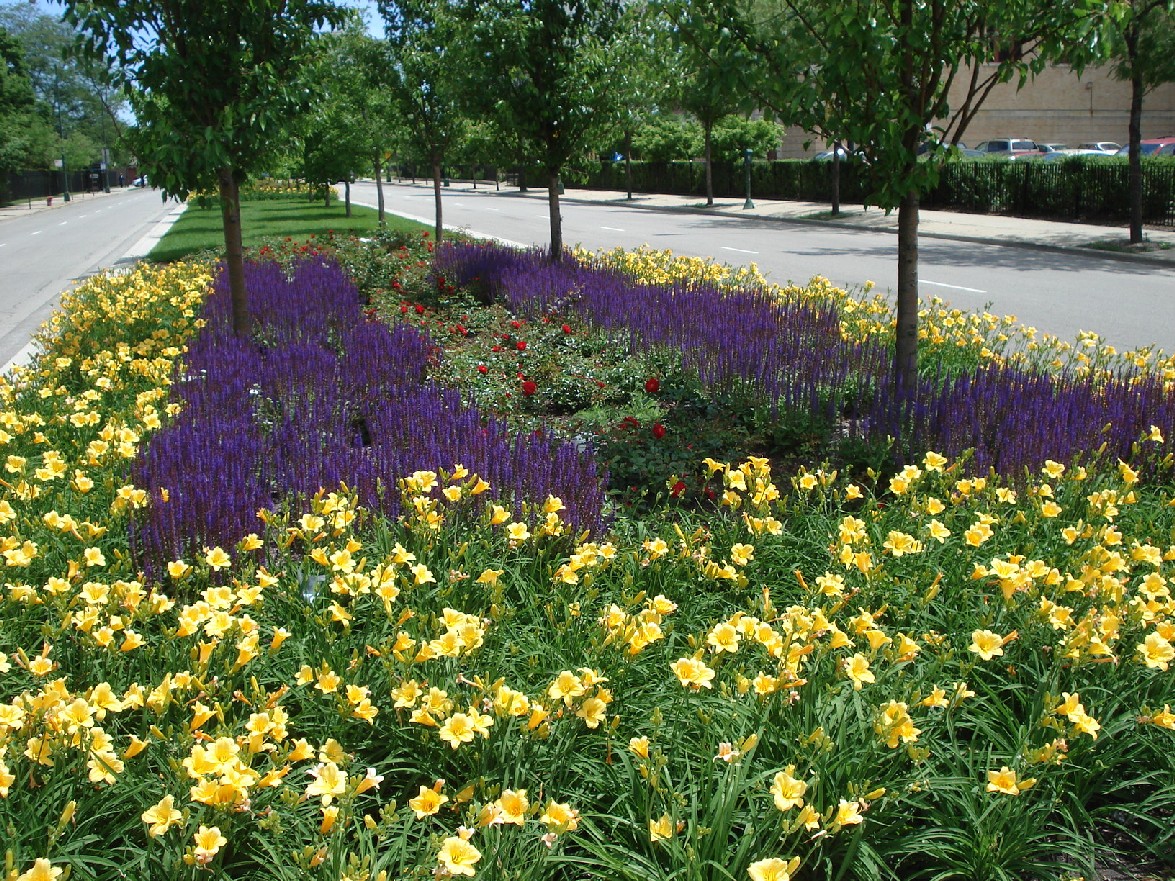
<box><xmin>689</xmin><ymin>0</ymin><xmax>1099</xmax><ymax>401</ymax></box>
<box><xmin>456</xmin><ymin>0</ymin><xmax>626</xmax><ymax>259</ymax></box>
<box><xmin>62</xmin><ymin>0</ymin><xmax>346</xmax><ymax>335</ymax></box>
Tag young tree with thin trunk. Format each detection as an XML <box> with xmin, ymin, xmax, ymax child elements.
<box><xmin>694</xmin><ymin>0</ymin><xmax>1097</xmax><ymax>400</ymax></box>
<box><xmin>660</xmin><ymin>2</ymin><xmax>757</xmax><ymax>208</ymax></box>
<box><xmin>299</xmin><ymin>24</ymin><xmax>379</xmax><ymax>219</ymax></box>
<box><xmin>63</xmin><ymin>0</ymin><xmax>344</xmax><ymax>337</ymax></box>
<box><xmin>380</xmin><ymin>0</ymin><xmax>466</xmax><ymax>244</ymax></box>
<box><xmin>456</xmin><ymin>0</ymin><xmax>625</xmax><ymax>262</ymax></box>
<box><xmin>1096</xmin><ymin>0</ymin><xmax>1175</xmax><ymax>244</ymax></box>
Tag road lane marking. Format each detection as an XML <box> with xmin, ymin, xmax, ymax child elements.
<box><xmin>722</xmin><ymin>246</ymin><xmax>758</xmax><ymax>255</ymax></box>
<box><xmin>30</xmin><ymin>231</ymin><xmax>42</xmax><ymax>236</ymax></box>
<box><xmin>601</xmin><ymin>226</ymin><xmax>625</xmax><ymax>232</ymax></box>
<box><xmin>923</xmin><ymin>280</ymin><xmax>986</xmax><ymax>293</ymax></box>
<box><xmin>60</xmin><ymin>221</ymin><xmax>68</xmax><ymax>226</ymax></box>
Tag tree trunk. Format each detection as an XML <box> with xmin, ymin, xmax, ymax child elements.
<box><xmin>625</xmin><ymin>128</ymin><xmax>633</xmax><ymax>200</ymax></box>
<box><xmin>373</xmin><ymin>152</ymin><xmax>386</xmax><ymax>225</ymax></box>
<box><xmin>831</xmin><ymin>141</ymin><xmax>842</xmax><ymax>217</ymax></box>
<box><xmin>548</xmin><ymin>167</ymin><xmax>563</xmax><ymax>262</ymax></box>
<box><xmin>1128</xmin><ymin>64</ymin><xmax>1144</xmax><ymax>245</ymax></box>
<box><xmin>518</xmin><ymin>166</ymin><xmax>528</xmax><ymax>193</ymax></box>
<box><xmin>432</xmin><ymin>157</ymin><xmax>444</xmax><ymax>244</ymax></box>
<box><xmin>216</xmin><ymin>167</ymin><xmax>250</xmax><ymax>338</ymax></box>
<box><xmin>704</xmin><ymin>120</ymin><xmax>714</xmax><ymax>207</ymax></box>
<box><xmin>894</xmin><ymin>189</ymin><xmax>920</xmax><ymax>397</ymax></box>
<box><xmin>344</xmin><ymin>180</ymin><xmax>351</xmax><ymax>218</ymax></box>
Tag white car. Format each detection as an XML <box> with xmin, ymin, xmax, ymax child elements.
<box><xmin>1077</xmin><ymin>142</ymin><xmax>1122</xmax><ymax>154</ymax></box>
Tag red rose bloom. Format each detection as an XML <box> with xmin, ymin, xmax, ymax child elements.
<box><xmin>562</xmin><ymin>324</ymin><xmax>572</xmax><ymax>334</ymax></box>
<box><xmin>414</xmin><ymin>304</ymin><xmax>425</xmax><ymax>315</ymax></box>
<box><xmin>522</xmin><ymin>380</ymin><xmax>538</xmax><ymax>396</ymax></box>
<box><xmin>652</xmin><ymin>422</ymin><xmax>666</xmax><ymax>439</ymax></box>
<box><xmin>477</xmin><ymin>364</ymin><xmax>488</xmax><ymax>374</ymax></box>
<box><xmin>645</xmin><ymin>377</ymin><xmax>660</xmax><ymax>394</ymax></box>
<box><xmin>516</xmin><ymin>340</ymin><xmax>527</xmax><ymax>351</ymax></box>
<box><xmin>670</xmin><ymin>480</ymin><xmax>687</xmax><ymax>497</ymax></box>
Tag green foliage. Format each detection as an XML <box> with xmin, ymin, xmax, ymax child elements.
<box><xmin>456</xmin><ymin>0</ymin><xmax>626</xmax><ymax>177</ymax></box>
<box><xmin>0</xmin><ymin>4</ymin><xmax>132</xmax><ymax>170</ymax></box>
<box><xmin>630</xmin><ymin>114</ymin><xmax>702</xmax><ymax>162</ymax></box>
<box><xmin>62</xmin><ymin>0</ymin><xmax>347</xmax><ymax>201</ymax></box>
<box><xmin>147</xmin><ymin>198</ymin><xmax>427</xmax><ymax>263</ymax></box>
<box><xmin>296</xmin><ymin>23</ymin><xmax>381</xmax><ymax>194</ymax></box>
<box><xmin>710</xmin><ymin>115</ymin><xmax>783</xmax><ymax>163</ymax></box>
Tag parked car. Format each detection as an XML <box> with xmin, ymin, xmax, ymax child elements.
<box><xmin>1115</xmin><ymin>138</ymin><xmax>1175</xmax><ymax>157</ymax></box>
<box><xmin>132</xmin><ymin>175</ymin><xmax>149</xmax><ymax>187</ymax></box>
<box><xmin>974</xmin><ymin>138</ymin><xmax>1040</xmax><ymax>157</ymax></box>
<box><xmin>1037</xmin><ymin>143</ymin><xmax>1069</xmax><ymax>153</ymax></box>
<box><xmin>1038</xmin><ymin>148</ymin><xmax>1112</xmax><ymax>161</ymax></box>
<box><xmin>1077</xmin><ymin>141</ymin><xmax>1122</xmax><ymax>154</ymax></box>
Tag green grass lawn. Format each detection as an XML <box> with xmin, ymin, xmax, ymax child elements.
<box><xmin>149</xmin><ymin>197</ymin><xmax>428</xmax><ymax>262</ymax></box>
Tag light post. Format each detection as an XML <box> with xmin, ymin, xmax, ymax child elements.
<box><xmin>742</xmin><ymin>148</ymin><xmax>754</xmax><ymax>210</ymax></box>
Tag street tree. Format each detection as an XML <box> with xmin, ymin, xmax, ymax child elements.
<box><xmin>456</xmin><ymin>0</ymin><xmax>626</xmax><ymax>261</ymax></box>
<box><xmin>62</xmin><ymin>0</ymin><xmax>345</xmax><ymax>336</ymax></box>
<box><xmin>299</xmin><ymin>21</ymin><xmax>379</xmax><ymax>217</ymax></box>
<box><xmin>659</xmin><ymin>1</ymin><xmax>758</xmax><ymax>206</ymax></box>
<box><xmin>379</xmin><ymin>0</ymin><xmax>467</xmax><ymax>244</ymax></box>
<box><xmin>699</xmin><ymin>0</ymin><xmax>1098</xmax><ymax>401</ymax></box>
<box><xmin>604</xmin><ymin>2</ymin><xmax>677</xmax><ymax>200</ymax></box>
<box><xmin>1096</xmin><ymin>0</ymin><xmax>1175</xmax><ymax>243</ymax></box>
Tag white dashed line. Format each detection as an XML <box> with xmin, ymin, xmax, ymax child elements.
<box><xmin>601</xmin><ymin>226</ymin><xmax>625</xmax><ymax>232</ymax></box>
<box><xmin>722</xmin><ymin>246</ymin><xmax>758</xmax><ymax>255</ymax></box>
<box><xmin>923</xmin><ymin>280</ymin><xmax>987</xmax><ymax>293</ymax></box>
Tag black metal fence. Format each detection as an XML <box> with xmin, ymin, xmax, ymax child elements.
<box><xmin>5</xmin><ymin>170</ymin><xmax>79</xmax><ymax>204</ymax></box>
<box><xmin>577</xmin><ymin>158</ymin><xmax>1175</xmax><ymax>227</ymax></box>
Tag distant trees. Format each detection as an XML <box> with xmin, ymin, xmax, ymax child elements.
<box><xmin>662</xmin><ymin>2</ymin><xmax>760</xmax><ymax>207</ymax></box>
<box><xmin>0</xmin><ymin>6</ymin><xmax>131</xmax><ymax>178</ymax></box>
<box><xmin>299</xmin><ymin>22</ymin><xmax>383</xmax><ymax>217</ymax></box>
<box><xmin>0</xmin><ymin>25</ymin><xmax>35</xmax><ymax>181</ymax></box>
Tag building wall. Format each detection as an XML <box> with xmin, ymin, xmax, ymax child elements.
<box><xmin>776</xmin><ymin>65</ymin><xmax>1175</xmax><ymax>158</ymax></box>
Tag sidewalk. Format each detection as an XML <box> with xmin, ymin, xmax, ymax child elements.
<box><xmin>403</xmin><ymin>180</ymin><xmax>1175</xmax><ymax>266</ymax></box>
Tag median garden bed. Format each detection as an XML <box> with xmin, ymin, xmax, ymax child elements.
<box><xmin>0</xmin><ymin>230</ymin><xmax>1172</xmax><ymax>881</ymax></box>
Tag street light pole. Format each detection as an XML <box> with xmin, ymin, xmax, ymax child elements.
<box><xmin>742</xmin><ymin>148</ymin><xmax>754</xmax><ymax>210</ymax></box>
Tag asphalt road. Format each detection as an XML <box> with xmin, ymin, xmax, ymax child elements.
<box><xmin>354</xmin><ymin>180</ymin><xmax>1175</xmax><ymax>355</ymax></box>
<box><xmin>0</xmin><ymin>187</ymin><xmax>178</xmax><ymax>367</ymax></box>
